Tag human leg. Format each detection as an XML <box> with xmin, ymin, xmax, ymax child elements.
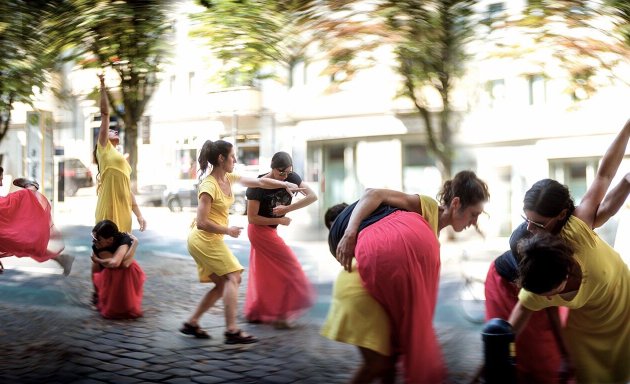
<box><xmin>187</xmin><ymin>276</ymin><xmax>225</xmax><ymax>327</ymax></box>
<box><xmin>223</xmin><ymin>271</ymin><xmax>257</xmax><ymax>344</ymax></box>
<box><xmin>350</xmin><ymin>347</ymin><xmax>397</xmax><ymax>384</ymax></box>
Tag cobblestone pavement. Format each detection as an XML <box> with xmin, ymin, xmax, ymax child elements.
<box><xmin>1</xmin><ymin>216</ymin><xmax>490</xmax><ymax>383</ymax></box>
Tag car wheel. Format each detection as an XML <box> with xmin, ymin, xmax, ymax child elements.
<box><xmin>167</xmin><ymin>197</ymin><xmax>182</xmax><ymax>212</ymax></box>
<box><xmin>232</xmin><ymin>197</ymin><xmax>247</xmax><ymax>215</ymax></box>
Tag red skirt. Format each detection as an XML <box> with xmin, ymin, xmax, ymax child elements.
<box><xmin>0</xmin><ymin>189</ymin><xmax>64</xmax><ymax>261</ymax></box>
<box><xmin>485</xmin><ymin>262</ymin><xmax>564</xmax><ymax>383</ymax></box>
<box><xmin>356</xmin><ymin>210</ymin><xmax>445</xmax><ymax>384</ymax></box>
<box><xmin>244</xmin><ymin>224</ymin><xmax>315</xmax><ymax>323</ymax></box>
<box><xmin>93</xmin><ymin>261</ymin><xmax>145</xmax><ymax>319</ymax></box>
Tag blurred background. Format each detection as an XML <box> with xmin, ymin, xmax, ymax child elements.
<box><xmin>0</xmin><ymin>0</ymin><xmax>629</xmax><ymax>249</ymax></box>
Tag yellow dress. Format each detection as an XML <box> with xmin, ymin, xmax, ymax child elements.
<box><xmin>519</xmin><ymin>216</ymin><xmax>630</xmax><ymax>384</ymax></box>
<box><xmin>187</xmin><ymin>173</ymin><xmax>244</xmax><ymax>282</ymax></box>
<box><xmin>95</xmin><ymin>140</ymin><xmax>132</xmax><ymax>232</ymax></box>
<box><xmin>320</xmin><ymin>195</ymin><xmax>439</xmax><ymax>356</ymax></box>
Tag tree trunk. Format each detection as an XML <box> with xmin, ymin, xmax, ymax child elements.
<box><xmin>123</xmin><ymin>118</ymin><xmax>138</xmax><ymax>192</ymax></box>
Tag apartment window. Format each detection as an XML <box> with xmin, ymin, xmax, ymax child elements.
<box><xmin>528</xmin><ymin>74</ymin><xmax>546</xmax><ymax>106</ymax></box>
<box><xmin>485</xmin><ymin>2</ymin><xmax>506</xmax><ymax>25</ymax></box>
<box><xmin>169</xmin><ymin>75</ymin><xmax>176</xmax><ymax>95</ymax></box>
<box><xmin>549</xmin><ymin>159</ymin><xmax>597</xmax><ymax>203</ymax></box>
<box><xmin>188</xmin><ymin>72</ymin><xmax>195</xmax><ymax>95</ymax></box>
<box><xmin>486</xmin><ymin>79</ymin><xmax>506</xmax><ymax>108</ymax></box>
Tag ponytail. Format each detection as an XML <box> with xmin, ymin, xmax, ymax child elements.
<box><xmin>197</xmin><ymin>139</ymin><xmax>233</xmax><ymax>181</ymax></box>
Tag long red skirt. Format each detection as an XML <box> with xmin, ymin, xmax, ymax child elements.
<box><xmin>356</xmin><ymin>210</ymin><xmax>445</xmax><ymax>384</ymax></box>
<box><xmin>0</xmin><ymin>189</ymin><xmax>64</xmax><ymax>261</ymax></box>
<box><xmin>93</xmin><ymin>261</ymin><xmax>145</xmax><ymax>319</ymax></box>
<box><xmin>485</xmin><ymin>263</ymin><xmax>564</xmax><ymax>384</ymax></box>
<box><xmin>244</xmin><ymin>224</ymin><xmax>315</xmax><ymax>323</ymax></box>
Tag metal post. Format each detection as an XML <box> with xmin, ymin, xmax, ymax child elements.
<box><xmin>482</xmin><ymin>318</ymin><xmax>517</xmax><ymax>384</ymax></box>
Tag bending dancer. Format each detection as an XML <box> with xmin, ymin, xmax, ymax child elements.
<box><xmin>509</xmin><ymin>118</ymin><xmax>630</xmax><ymax>383</ymax></box>
<box><xmin>181</xmin><ymin>140</ymin><xmax>304</xmax><ymax>344</ymax></box>
<box><xmin>91</xmin><ymin>219</ymin><xmax>144</xmax><ymax>319</ymax></box>
<box><xmin>323</xmin><ymin>170</ymin><xmax>490</xmax><ymax>383</ymax></box>
<box><xmin>244</xmin><ymin>151</ymin><xmax>318</xmax><ymax>328</ymax></box>
<box><xmin>92</xmin><ymin>74</ymin><xmax>146</xmax><ymax>317</ymax></box>
<box><xmin>0</xmin><ymin>169</ymin><xmax>71</xmax><ymax>275</ymax></box>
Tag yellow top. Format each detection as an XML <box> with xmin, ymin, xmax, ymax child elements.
<box><xmin>321</xmin><ymin>195</ymin><xmax>439</xmax><ymax>356</ymax></box>
<box><xmin>519</xmin><ymin>216</ymin><xmax>630</xmax><ymax>383</ymax></box>
<box><xmin>95</xmin><ymin>140</ymin><xmax>132</xmax><ymax>232</ymax></box>
<box><xmin>187</xmin><ymin>173</ymin><xmax>244</xmax><ymax>282</ymax></box>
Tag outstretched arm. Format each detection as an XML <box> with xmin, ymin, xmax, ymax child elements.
<box><xmin>575</xmin><ymin>119</ymin><xmax>630</xmax><ymax>227</ymax></box>
<box><xmin>508</xmin><ymin>301</ymin><xmax>534</xmax><ymax>336</ymax></box>
<box><xmin>239</xmin><ymin>176</ymin><xmax>305</xmax><ymax>195</ymax></box>
<box><xmin>593</xmin><ymin>172</ymin><xmax>630</xmax><ymax>228</ymax></box>
<box><xmin>272</xmin><ymin>182</ymin><xmax>318</xmax><ymax>216</ymax></box>
<box><xmin>336</xmin><ymin>188</ymin><xmax>422</xmax><ymax>271</ymax></box>
<box><xmin>97</xmin><ymin>74</ymin><xmax>110</xmax><ymax>148</ymax></box>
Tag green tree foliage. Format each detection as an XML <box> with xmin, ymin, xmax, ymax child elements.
<box><xmin>0</xmin><ymin>0</ymin><xmax>63</xmax><ymax>146</ymax></box>
<box><xmin>489</xmin><ymin>0</ymin><xmax>630</xmax><ymax>101</ymax></box>
<box><xmin>54</xmin><ymin>0</ymin><xmax>174</xmax><ymax>185</ymax></box>
<box><xmin>191</xmin><ymin>0</ymin><xmax>375</xmax><ymax>88</ymax></box>
<box><xmin>375</xmin><ymin>0</ymin><xmax>476</xmax><ymax>179</ymax></box>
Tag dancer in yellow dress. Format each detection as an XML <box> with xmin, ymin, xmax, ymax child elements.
<box><xmin>510</xmin><ymin>118</ymin><xmax>630</xmax><ymax>383</ymax></box>
<box><xmin>180</xmin><ymin>139</ymin><xmax>304</xmax><ymax>344</ymax></box>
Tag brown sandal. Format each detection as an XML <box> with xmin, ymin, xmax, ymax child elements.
<box><xmin>180</xmin><ymin>322</ymin><xmax>211</xmax><ymax>339</ymax></box>
<box><xmin>224</xmin><ymin>329</ymin><xmax>258</xmax><ymax>344</ymax></box>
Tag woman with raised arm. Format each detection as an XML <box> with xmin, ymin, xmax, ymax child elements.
<box><xmin>509</xmin><ymin>119</ymin><xmax>630</xmax><ymax>383</ymax></box>
<box><xmin>91</xmin><ymin>74</ymin><xmax>146</xmax><ymax>318</ymax></box>
<box><xmin>180</xmin><ymin>140</ymin><xmax>304</xmax><ymax>344</ymax></box>
<box><xmin>244</xmin><ymin>151</ymin><xmax>318</xmax><ymax>329</ymax></box>
<box><xmin>324</xmin><ymin>170</ymin><xmax>490</xmax><ymax>383</ymax></box>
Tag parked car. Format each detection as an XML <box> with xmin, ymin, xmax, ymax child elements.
<box><xmin>163</xmin><ymin>179</ymin><xmax>247</xmax><ymax>215</ymax></box>
<box><xmin>62</xmin><ymin>158</ymin><xmax>93</xmax><ymax>196</ymax></box>
<box><xmin>135</xmin><ymin>184</ymin><xmax>167</xmax><ymax>207</ymax></box>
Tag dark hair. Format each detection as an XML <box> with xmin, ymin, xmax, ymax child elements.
<box><xmin>197</xmin><ymin>140</ymin><xmax>233</xmax><ymax>179</ymax></box>
<box><xmin>437</xmin><ymin>170</ymin><xmax>490</xmax><ymax>209</ymax></box>
<box><xmin>509</xmin><ymin>222</ymin><xmax>531</xmax><ymax>258</ymax></box>
<box><xmin>93</xmin><ymin>145</ymin><xmax>102</xmax><ymax>193</ymax></box>
<box><xmin>517</xmin><ymin>233</ymin><xmax>575</xmax><ymax>294</ymax></box>
<box><xmin>271</xmin><ymin>151</ymin><xmax>292</xmax><ymax>169</ymax></box>
<box><xmin>523</xmin><ymin>179</ymin><xmax>575</xmax><ymax>233</ymax></box>
<box><xmin>324</xmin><ymin>203</ymin><xmax>349</xmax><ymax>230</ymax></box>
<box><xmin>0</xmin><ymin>166</ymin><xmax>3</xmax><ymax>174</ymax></box>
<box><xmin>92</xmin><ymin>219</ymin><xmax>121</xmax><ymax>239</ymax></box>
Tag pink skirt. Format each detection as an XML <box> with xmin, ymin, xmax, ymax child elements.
<box><xmin>244</xmin><ymin>224</ymin><xmax>315</xmax><ymax>323</ymax></box>
<box><xmin>485</xmin><ymin>263</ymin><xmax>564</xmax><ymax>383</ymax></box>
<box><xmin>93</xmin><ymin>261</ymin><xmax>145</xmax><ymax>319</ymax></box>
<box><xmin>0</xmin><ymin>189</ymin><xmax>64</xmax><ymax>262</ymax></box>
<box><xmin>356</xmin><ymin>210</ymin><xmax>445</xmax><ymax>384</ymax></box>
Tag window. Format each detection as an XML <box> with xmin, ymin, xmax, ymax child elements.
<box><xmin>485</xmin><ymin>2</ymin><xmax>506</xmax><ymax>25</ymax></box>
<box><xmin>549</xmin><ymin>159</ymin><xmax>597</xmax><ymax>203</ymax></box>
<box><xmin>188</xmin><ymin>72</ymin><xmax>195</xmax><ymax>95</ymax></box>
<box><xmin>486</xmin><ymin>79</ymin><xmax>506</xmax><ymax>108</ymax></box>
<box><xmin>528</xmin><ymin>74</ymin><xmax>546</xmax><ymax>106</ymax></box>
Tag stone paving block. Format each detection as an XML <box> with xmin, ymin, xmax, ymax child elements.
<box><xmin>191</xmin><ymin>375</ymin><xmax>228</xmax><ymax>384</ymax></box>
<box><xmin>133</xmin><ymin>371</ymin><xmax>172</xmax><ymax>381</ymax></box>
<box><xmin>161</xmin><ymin>367</ymin><xmax>194</xmax><ymax>377</ymax></box>
<box><xmin>110</xmin><ymin>357</ymin><xmax>150</xmax><ymax>369</ymax></box>
<box><xmin>117</xmin><ymin>351</ymin><xmax>156</xmax><ymax>360</ymax></box>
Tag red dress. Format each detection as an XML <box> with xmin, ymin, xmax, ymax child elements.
<box><xmin>0</xmin><ymin>189</ymin><xmax>63</xmax><ymax>261</ymax></box>
<box><xmin>92</xmin><ymin>261</ymin><xmax>145</xmax><ymax>319</ymax></box>
<box><xmin>244</xmin><ymin>224</ymin><xmax>315</xmax><ymax>323</ymax></box>
<box><xmin>356</xmin><ymin>210</ymin><xmax>445</xmax><ymax>384</ymax></box>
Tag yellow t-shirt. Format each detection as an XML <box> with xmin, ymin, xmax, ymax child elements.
<box><xmin>95</xmin><ymin>140</ymin><xmax>132</xmax><ymax>232</ymax></box>
<box><xmin>320</xmin><ymin>195</ymin><xmax>439</xmax><ymax>356</ymax></box>
<box><xmin>519</xmin><ymin>216</ymin><xmax>630</xmax><ymax>383</ymax></box>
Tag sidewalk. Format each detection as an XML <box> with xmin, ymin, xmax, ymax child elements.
<box><xmin>0</xmin><ymin>194</ymin><xmax>497</xmax><ymax>383</ymax></box>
